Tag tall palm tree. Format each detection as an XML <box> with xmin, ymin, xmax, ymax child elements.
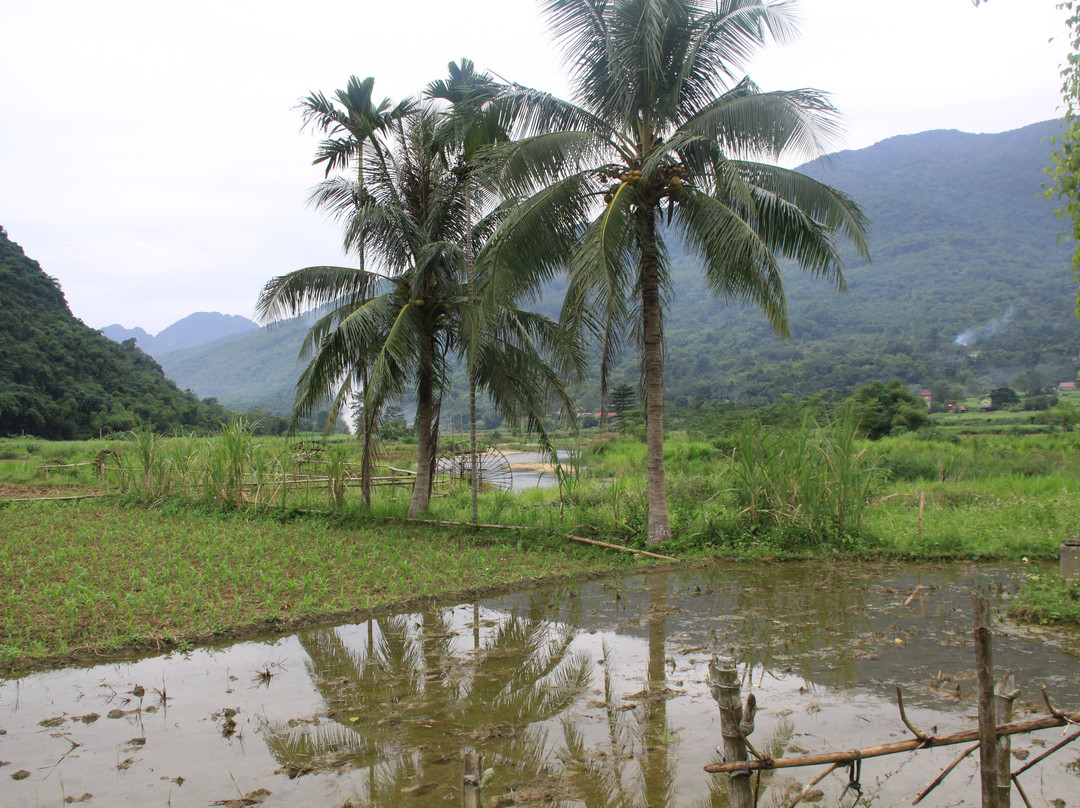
<box><xmin>261</xmin><ymin>106</ymin><xmax>576</xmax><ymax>517</ymax></box>
<box><xmin>490</xmin><ymin>0</ymin><xmax>870</xmax><ymax>544</ymax></box>
<box><xmin>427</xmin><ymin>59</ymin><xmax>509</xmax><ymax>526</ymax></box>
<box><xmin>298</xmin><ymin>77</ymin><xmax>414</xmax><ymax>507</ymax></box>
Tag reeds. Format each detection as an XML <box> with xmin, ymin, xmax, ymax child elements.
<box><xmin>730</xmin><ymin>408</ymin><xmax>883</xmax><ymax>544</ymax></box>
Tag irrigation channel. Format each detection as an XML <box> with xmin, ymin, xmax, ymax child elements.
<box><xmin>2</xmin><ymin>564</ymin><xmax>1077</xmax><ymax>807</ymax></box>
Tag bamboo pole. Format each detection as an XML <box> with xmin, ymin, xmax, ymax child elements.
<box><xmin>566</xmin><ymin>535</ymin><xmax>677</xmax><ymax>562</ymax></box>
<box><xmin>462</xmin><ymin>748</ymin><xmax>481</xmax><ymax>808</ymax></box>
<box><xmin>914</xmin><ymin>742</ymin><xmax>980</xmax><ymax>804</ymax></box>
<box><xmin>995</xmin><ymin>671</ymin><xmax>1019</xmax><ymax>808</ymax></box>
<box><xmin>975</xmin><ymin>594</ymin><xmax>1000</xmax><ymax>807</ymax></box>
<box><xmin>704</xmin><ymin>710</ymin><xmax>1080</xmax><ymax>773</ymax></box>
<box><xmin>374</xmin><ymin>516</ymin><xmax>531</xmax><ymax>530</ymax></box>
<box><xmin>709</xmin><ymin>654</ymin><xmax>755</xmax><ymax>808</ymax></box>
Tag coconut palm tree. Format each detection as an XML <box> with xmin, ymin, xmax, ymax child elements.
<box><xmin>261</xmin><ymin>105</ymin><xmax>576</xmax><ymax>517</ymax></box>
<box><xmin>489</xmin><ymin>0</ymin><xmax>870</xmax><ymax>544</ymax></box>
<box><xmin>427</xmin><ymin>59</ymin><xmax>509</xmax><ymax>525</ymax></box>
<box><xmin>298</xmin><ymin>77</ymin><xmax>414</xmax><ymax>507</ymax></box>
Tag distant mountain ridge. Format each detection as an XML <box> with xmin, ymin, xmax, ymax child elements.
<box><xmin>102</xmin><ymin>312</ymin><xmax>259</xmax><ymax>357</ymax></box>
<box><xmin>157</xmin><ymin>317</ymin><xmax>312</xmax><ymax>416</ymax></box>
<box><xmin>123</xmin><ymin>120</ymin><xmax>1078</xmax><ymax>419</ymax></box>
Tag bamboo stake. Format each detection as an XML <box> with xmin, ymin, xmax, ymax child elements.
<box><xmin>2</xmin><ymin>493</ymin><xmax>117</xmax><ymax>502</ymax></box>
<box><xmin>975</xmin><ymin>594</ymin><xmax>1000</xmax><ymax>807</ymax></box>
<box><xmin>703</xmin><ymin>711</ymin><xmax>1080</xmax><ymax>773</ymax></box>
<box><xmin>375</xmin><ymin>516</ymin><xmax>531</xmax><ymax>531</ymax></box>
<box><xmin>566</xmin><ymin>535</ymin><xmax>677</xmax><ymax>561</ymax></box>
<box><xmin>996</xmin><ymin>672</ymin><xmax>1020</xmax><ymax>808</ymax></box>
<box><xmin>709</xmin><ymin>655</ymin><xmax>755</xmax><ymax>808</ymax></box>
<box><xmin>462</xmin><ymin>748</ymin><xmax>481</xmax><ymax>808</ymax></box>
<box><xmin>918</xmin><ymin>489</ymin><xmax>926</xmax><ymax>538</ymax></box>
<box><xmin>1011</xmin><ymin>776</ymin><xmax>1034</xmax><ymax>808</ymax></box>
<box><xmin>1011</xmin><ymin>728</ymin><xmax>1080</xmax><ymax>778</ymax></box>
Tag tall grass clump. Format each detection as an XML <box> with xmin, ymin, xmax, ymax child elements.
<box><xmin>201</xmin><ymin>418</ymin><xmax>255</xmax><ymax>506</ymax></box>
<box><xmin>124</xmin><ymin>428</ymin><xmax>170</xmax><ymax>500</ymax></box>
<box><xmin>730</xmin><ymin>408</ymin><xmax>883</xmax><ymax>545</ymax></box>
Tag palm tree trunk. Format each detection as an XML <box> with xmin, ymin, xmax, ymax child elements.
<box><xmin>359</xmin><ymin>359</ymin><xmax>373</xmax><ymax>509</ymax></box>
<box><xmin>639</xmin><ymin>210</ymin><xmax>672</xmax><ymax>545</ymax></box>
<box><xmin>357</xmin><ymin>153</ymin><xmax>374</xmax><ymax>509</ymax></box>
<box><xmin>600</xmin><ymin>330</ymin><xmax>611</xmax><ymax>432</ymax></box>
<box><xmin>408</xmin><ymin>364</ymin><xmax>435</xmax><ymax>517</ymax></box>
<box><xmin>466</xmin><ymin>187</ymin><xmax>479</xmax><ymax>525</ymax></box>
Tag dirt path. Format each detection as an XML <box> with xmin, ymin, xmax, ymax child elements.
<box><xmin>0</xmin><ymin>483</ymin><xmax>112</xmax><ymax>500</ymax></box>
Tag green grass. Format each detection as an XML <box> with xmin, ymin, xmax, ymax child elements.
<box><xmin>0</xmin><ymin>499</ymin><xmax>648</xmax><ymax>665</ymax></box>
<box><xmin>1008</xmin><ymin>570</ymin><xmax>1080</xmax><ymax>624</ymax></box>
<box><xmin>5</xmin><ymin>423</ymin><xmax>1080</xmax><ymax>665</ymax></box>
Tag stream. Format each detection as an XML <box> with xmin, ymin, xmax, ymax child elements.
<box><xmin>2</xmin><ymin>563</ymin><xmax>1078</xmax><ymax>807</ymax></box>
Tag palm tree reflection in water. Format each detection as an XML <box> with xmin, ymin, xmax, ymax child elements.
<box><xmin>260</xmin><ymin>566</ymin><xmax>886</xmax><ymax>806</ymax></box>
<box><xmin>262</xmin><ymin>593</ymin><xmax>593</xmax><ymax>805</ymax></box>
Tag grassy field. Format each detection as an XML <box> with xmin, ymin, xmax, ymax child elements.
<box><xmin>3</xmin><ymin>420</ymin><xmax>1079</xmax><ymax>670</ymax></box>
<box><xmin>0</xmin><ymin>498</ymin><xmax>648</xmax><ymax>670</ymax></box>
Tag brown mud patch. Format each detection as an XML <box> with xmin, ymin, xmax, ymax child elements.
<box><xmin>0</xmin><ymin>483</ymin><xmax>113</xmax><ymax>501</ymax></box>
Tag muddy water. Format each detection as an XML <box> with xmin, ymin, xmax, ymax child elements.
<box><xmin>2</xmin><ymin>564</ymin><xmax>1078</xmax><ymax>807</ymax></box>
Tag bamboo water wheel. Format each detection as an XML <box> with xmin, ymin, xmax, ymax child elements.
<box><xmin>434</xmin><ymin>442</ymin><xmax>513</xmax><ymax>492</ymax></box>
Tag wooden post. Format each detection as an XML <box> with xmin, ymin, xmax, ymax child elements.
<box><xmin>974</xmin><ymin>594</ymin><xmax>1000</xmax><ymax>808</ymax></box>
<box><xmin>995</xmin><ymin>672</ymin><xmax>1019</xmax><ymax>808</ymax></box>
<box><xmin>918</xmin><ymin>490</ymin><xmax>926</xmax><ymax>539</ymax></box>
<box><xmin>709</xmin><ymin>654</ymin><xmax>754</xmax><ymax>808</ymax></box>
<box><xmin>1062</xmin><ymin>539</ymin><xmax>1080</xmax><ymax>584</ymax></box>
<box><xmin>462</xmin><ymin>747</ymin><xmax>482</xmax><ymax>808</ymax></box>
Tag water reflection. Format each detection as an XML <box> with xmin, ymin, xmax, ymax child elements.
<box><xmin>2</xmin><ymin>564</ymin><xmax>1078</xmax><ymax>807</ymax></box>
<box><xmin>263</xmin><ymin>595</ymin><xmax>592</xmax><ymax>805</ymax></box>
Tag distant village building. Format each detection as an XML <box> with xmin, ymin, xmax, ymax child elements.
<box><xmin>918</xmin><ymin>391</ymin><xmax>932</xmax><ymax>409</ymax></box>
<box><xmin>1059</xmin><ymin>381</ymin><xmax>1078</xmax><ymax>392</ymax></box>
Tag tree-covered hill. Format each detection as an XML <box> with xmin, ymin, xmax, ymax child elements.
<box><xmin>0</xmin><ymin>227</ymin><xmax>235</xmax><ymax>438</ymax></box>
<box><xmin>156</xmin><ymin>317</ymin><xmax>314</xmax><ymax>418</ymax></box>
<box><xmin>636</xmin><ymin>119</ymin><xmax>1080</xmax><ymax>407</ymax></box>
<box><xmin>129</xmin><ymin>120</ymin><xmax>1079</xmax><ymax>421</ymax></box>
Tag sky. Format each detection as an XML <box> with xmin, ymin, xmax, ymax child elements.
<box><xmin>0</xmin><ymin>0</ymin><xmax>1072</xmax><ymax>335</ymax></box>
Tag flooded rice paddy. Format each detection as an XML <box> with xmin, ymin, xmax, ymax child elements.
<box><xmin>2</xmin><ymin>563</ymin><xmax>1078</xmax><ymax>807</ymax></box>
<box><xmin>503</xmin><ymin>451</ymin><xmax>564</xmax><ymax>491</ymax></box>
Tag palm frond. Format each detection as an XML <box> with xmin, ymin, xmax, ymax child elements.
<box><xmin>671</xmin><ymin>186</ymin><xmax>789</xmax><ymax>335</ymax></box>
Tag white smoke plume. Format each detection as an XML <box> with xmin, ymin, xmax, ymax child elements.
<box><xmin>953</xmin><ymin>305</ymin><xmax>1016</xmax><ymax>346</ymax></box>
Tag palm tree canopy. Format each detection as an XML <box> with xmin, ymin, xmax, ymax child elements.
<box><xmin>490</xmin><ymin>0</ymin><xmax>869</xmax><ymax>340</ymax></box>
<box><xmin>259</xmin><ymin>105</ymin><xmax>578</xmax><ymax>438</ymax></box>
<box><xmin>300</xmin><ymin>75</ymin><xmax>416</xmax><ymax>178</ymax></box>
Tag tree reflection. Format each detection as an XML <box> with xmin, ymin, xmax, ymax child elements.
<box><xmin>261</xmin><ymin>592</ymin><xmax>591</xmax><ymax>805</ymax></box>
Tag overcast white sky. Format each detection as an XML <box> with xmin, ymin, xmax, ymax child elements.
<box><xmin>0</xmin><ymin>0</ymin><xmax>1072</xmax><ymax>334</ymax></box>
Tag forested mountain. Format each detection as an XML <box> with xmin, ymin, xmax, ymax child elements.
<box><xmin>114</xmin><ymin>120</ymin><xmax>1077</xmax><ymax>422</ymax></box>
<box><xmin>600</xmin><ymin>119</ymin><xmax>1079</xmax><ymax>409</ymax></box>
<box><xmin>0</xmin><ymin>228</ymin><xmax>235</xmax><ymax>438</ymax></box>
<box><xmin>102</xmin><ymin>312</ymin><xmax>258</xmax><ymax>357</ymax></box>
<box><xmin>156</xmin><ymin>318</ymin><xmax>311</xmax><ymax>417</ymax></box>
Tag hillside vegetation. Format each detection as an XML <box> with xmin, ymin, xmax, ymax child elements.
<box><xmin>90</xmin><ymin>120</ymin><xmax>1078</xmax><ymax>422</ymax></box>
<box><xmin>0</xmin><ymin>227</ymin><xmax>235</xmax><ymax>438</ymax></box>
